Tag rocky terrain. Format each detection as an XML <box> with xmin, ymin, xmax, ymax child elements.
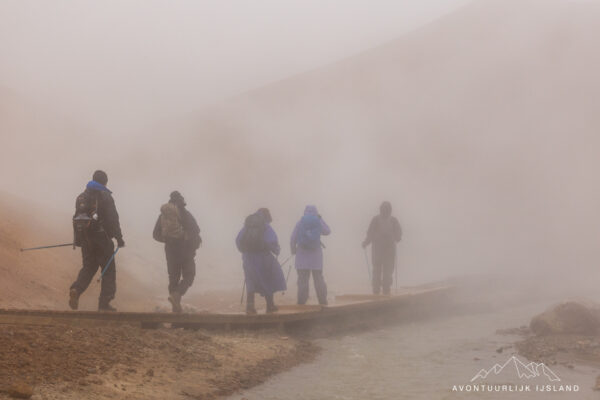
<box><xmin>513</xmin><ymin>302</ymin><xmax>600</xmax><ymax>374</ymax></box>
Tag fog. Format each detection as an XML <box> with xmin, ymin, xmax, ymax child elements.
<box><xmin>2</xmin><ymin>0</ymin><xmax>600</xmax><ymax>303</ymax></box>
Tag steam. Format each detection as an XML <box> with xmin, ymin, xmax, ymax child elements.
<box><xmin>2</xmin><ymin>0</ymin><xmax>600</xmax><ymax>302</ymax></box>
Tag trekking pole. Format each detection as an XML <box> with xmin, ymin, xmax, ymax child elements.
<box><xmin>363</xmin><ymin>247</ymin><xmax>372</xmax><ymax>281</ymax></box>
<box><xmin>240</xmin><ymin>280</ymin><xmax>246</xmax><ymax>305</ymax></box>
<box><xmin>285</xmin><ymin>262</ymin><xmax>293</xmax><ymax>285</ymax></box>
<box><xmin>279</xmin><ymin>255</ymin><xmax>292</xmax><ymax>268</ymax></box>
<box><xmin>97</xmin><ymin>247</ymin><xmax>120</xmax><ymax>283</ymax></box>
<box><xmin>283</xmin><ymin>254</ymin><xmax>294</xmax><ymax>296</ymax></box>
<box><xmin>394</xmin><ymin>250</ymin><xmax>398</xmax><ymax>295</ymax></box>
<box><xmin>20</xmin><ymin>243</ymin><xmax>74</xmax><ymax>252</ymax></box>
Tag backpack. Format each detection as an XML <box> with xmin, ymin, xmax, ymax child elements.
<box><xmin>239</xmin><ymin>213</ymin><xmax>267</xmax><ymax>252</ymax></box>
<box><xmin>160</xmin><ymin>203</ymin><xmax>185</xmax><ymax>241</ymax></box>
<box><xmin>72</xmin><ymin>191</ymin><xmax>99</xmax><ymax>247</ymax></box>
<box><xmin>297</xmin><ymin>214</ymin><xmax>322</xmax><ymax>250</ymax></box>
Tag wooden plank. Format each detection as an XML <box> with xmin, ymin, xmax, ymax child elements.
<box><xmin>0</xmin><ymin>286</ymin><xmax>453</xmax><ymax>330</ymax></box>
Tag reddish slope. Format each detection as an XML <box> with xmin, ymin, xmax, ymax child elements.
<box><xmin>0</xmin><ymin>193</ymin><xmax>156</xmax><ymax>311</ymax></box>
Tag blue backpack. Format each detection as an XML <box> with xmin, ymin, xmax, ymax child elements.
<box><xmin>297</xmin><ymin>215</ymin><xmax>322</xmax><ymax>250</ymax></box>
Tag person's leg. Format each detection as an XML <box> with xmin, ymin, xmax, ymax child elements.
<box><xmin>382</xmin><ymin>254</ymin><xmax>395</xmax><ymax>296</ymax></box>
<box><xmin>297</xmin><ymin>269</ymin><xmax>310</xmax><ymax>305</ymax></box>
<box><xmin>177</xmin><ymin>254</ymin><xmax>196</xmax><ymax>297</ymax></box>
<box><xmin>98</xmin><ymin>238</ymin><xmax>117</xmax><ymax>310</ymax></box>
<box><xmin>312</xmin><ymin>270</ymin><xmax>328</xmax><ymax>305</ymax></box>
<box><xmin>246</xmin><ymin>291</ymin><xmax>257</xmax><ymax>314</ymax></box>
<box><xmin>265</xmin><ymin>293</ymin><xmax>278</xmax><ymax>313</ymax></box>
<box><xmin>166</xmin><ymin>246</ymin><xmax>183</xmax><ymax>312</ymax></box>
<box><xmin>69</xmin><ymin>244</ymin><xmax>98</xmax><ymax>310</ymax></box>
<box><xmin>371</xmin><ymin>259</ymin><xmax>383</xmax><ymax>295</ymax></box>
<box><xmin>165</xmin><ymin>246</ymin><xmax>182</xmax><ymax>295</ymax></box>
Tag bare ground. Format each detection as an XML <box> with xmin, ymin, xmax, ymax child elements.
<box><xmin>516</xmin><ymin>333</ymin><xmax>600</xmax><ymax>368</ymax></box>
<box><xmin>0</xmin><ymin>323</ymin><xmax>319</xmax><ymax>400</ymax></box>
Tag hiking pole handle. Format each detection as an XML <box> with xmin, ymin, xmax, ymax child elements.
<box><xmin>97</xmin><ymin>247</ymin><xmax>120</xmax><ymax>283</ymax></box>
<box><xmin>20</xmin><ymin>243</ymin><xmax>74</xmax><ymax>252</ymax></box>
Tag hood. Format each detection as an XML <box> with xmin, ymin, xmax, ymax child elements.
<box><xmin>86</xmin><ymin>180</ymin><xmax>112</xmax><ymax>193</ymax></box>
<box><xmin>304</xmin><ymin>205</ymin><xmax>318</xmax><ymax>216</ymax></box>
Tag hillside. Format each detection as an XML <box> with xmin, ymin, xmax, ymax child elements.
<box><xmin>0</xmin><ymin>192</ymin><xmax>162</xmax><ymax>311</ymax></box>
<box><xmin>137</xmin><ymin>0</ymin><xmax>600</xmax><ymax>288</ymax></box>
<box><xmin>3</xmin><ymin>0</ymin><xmax>600</xmax><ymax>294</ymax></box>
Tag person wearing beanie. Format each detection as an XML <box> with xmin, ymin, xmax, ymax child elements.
<box><xmin>153</xmin><ymin>191</ymin><xmax>202</xmax><ymax>313</ymax></box>
<box><xmin>362</xmin><ymin>201</ymin><xmax>402</xmax><ymax>295</ymax></box>
<box><xmin>69</xmin><ymin>170</ymin><xmax>125</xmax><ymax>311</ymax></box>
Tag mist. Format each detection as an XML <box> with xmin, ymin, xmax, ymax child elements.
<box><xmin>2</xmin><ymin>0</ymin><xmax>600</xmax><ymax>303</ymax></box>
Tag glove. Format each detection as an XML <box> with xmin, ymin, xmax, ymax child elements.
<box><xmin>116</xmin><ymin>237</ymin><xmax>125</xmax><ymax>248</ymax></box>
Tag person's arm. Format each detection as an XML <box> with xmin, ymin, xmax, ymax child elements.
<box><xmin>153</xmin><ymin>215</ymin><xmax>164</xmax><ymax>243</ymax></box>
<box><xmin>104</xmin><ymin>193</ymin><xmax>124</xmax><ymax>247</ymax></box>
<box><xmin>235</xmin><ymin>228</ymin><xmax>245</xmax><ymax>253</ymax></box>
<box><xmin>393</xmin><ymin>218</ymin><xmax>402</xmax><ymax>243</ymax></box>
<box><xmin>185</xmin><ymin>211</ymin><xmax>202</xmax><ymax>249</ymax></box>
<box><xmin>362</xmin><ymin>217</ymin><xmax>376</xmax><ymax>248</ymax></box>
<box><xmin>320</xmin><ymin>218</ymin><xmax>331</xmax><ymax>236</ymax></box>
<box><xmin>265</xmin><ymin>225</ymin><xmax>281</xmax><ymax>256</ymax></box>
<box><xmin>290</xmin><ymin>223</ymin><xmax>299</xmax><ymax>255</ymax></box>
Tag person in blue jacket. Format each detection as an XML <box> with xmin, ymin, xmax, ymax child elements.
<box><xmin>290</xmin><ymin>205</ymin><xmax>331</xmax><ymax>305</ymax></box>
<box><xmin>236</xmin><ymin>208</ymin><xmax>286</xmax><ymax>314</ymax></box>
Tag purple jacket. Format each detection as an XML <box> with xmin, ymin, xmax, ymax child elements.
<box><xmin>236</xmin><ymin>222</ymin><xmax>286</xmax><ymax>295</ymax></box>
<box><xmin>290</xmin><ymin>205</ymin><xmax>331</xmax><ymax>270</ymax></box>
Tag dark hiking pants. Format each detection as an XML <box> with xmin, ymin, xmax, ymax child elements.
<box><xmin>297</xmin><ymin>269</ymin><xmax>327</xmax><ymax>305</ymax></box>
<box><xmin>165</xmin><ymin>243</ymin><xmax>196</xmax><ymax>297</ymax></box>
<box><xmin>372</xmin><ymin>252</ymin><xmax>395</xmax><ymax>295</ymax></box>
<box><xmin>247</xmin><ymin>291</ymin><xmax>275</xmax><ymax>310</ymax></box>
<box><xmin>70</xmin><ymin>232</ymin><xmax>116</xmax><ymax>306</ymax></box>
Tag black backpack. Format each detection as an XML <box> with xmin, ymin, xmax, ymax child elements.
<box><xmin>72</xmin><ymin>191</ymin><xmax>99</xmax><ymax>247</ymax></box>
<box><xmin>239</xmin><ymin>213</ymin><xmax>267</xmax><ymax>252</ymax></box>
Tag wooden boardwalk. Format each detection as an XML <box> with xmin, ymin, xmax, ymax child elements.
<box><xmin>0</xmin><ymin>286</ymin><xmax>453</xmax><ymax>332</ymax></box>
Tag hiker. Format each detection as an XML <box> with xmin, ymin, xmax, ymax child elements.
<box><xmin>362</xmin><ymin>201</ymin><xmax>402</xmax><ymax>295</ymax></box>
<box><xmin>236</xmin><ymin>208</ymin><xmax>286</xmax><ymax>314</ymax></box>
<box><xmin>153</xmin><ymin>191</ymin><xmax>201</xmax><ymax>313</ymax></box>
<box><xmin>69</xmin><ymin>170</ymin><xmax>125</xmax><ymax>311</ymax></box>
<box><xmin>290</xmin><ymin>205</ymin><xmax>331</xmax><ymax>305</ymax></box>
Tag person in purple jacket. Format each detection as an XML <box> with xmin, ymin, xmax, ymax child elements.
<box><xmin>236</xmin><ymin>208</ymin><xmax>286</xmax><ymax>314</ymax></box>
<box><xmin>290</xmin><ymin>205</ymin><xmax>331</xmax><ymax>305</ymax></box>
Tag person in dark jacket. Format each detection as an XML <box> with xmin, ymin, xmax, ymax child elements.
<box><xmin>153</xmin><ymin>191</ymin><xmax>201</xmax><ymax>313</ymax></box>
<box><xmin>362</xmin><ymin>201</ymin><xmax>402</xmax><ymax>295</ymax></box>
<box><xmin>69</xmin><ymin>170</ymin><xmax>125</xmax><ymax>311</ymax></box>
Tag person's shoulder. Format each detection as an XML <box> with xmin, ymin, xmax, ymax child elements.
<box><xmin>98</xmin><ymin>190</ymin><xmax>115</xmax><ymax>202</ymax></box>
<box><xmin>183</xmin><ymin>208</ymin><xmax>195</xmax><ymax>219</ymax></box>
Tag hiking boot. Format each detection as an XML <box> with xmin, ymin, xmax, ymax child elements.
<box><xmin>69</xmin><ymin>289</ymin><xmax>79</xmax><ymax>310</ymax></box>
<box><xmin>266</xmin><ymin>304</ymin><xmax>279</xmax><ymax>314</ymax></box>
<box><xmin>168</xmin><ymin>291</ymin><xmax>182</xmax><ymax>313</ymax></box>
<box><xmin>98</xmin><ymin>303</ymin><xmax>117</xmax><ymax>312</ymax></box>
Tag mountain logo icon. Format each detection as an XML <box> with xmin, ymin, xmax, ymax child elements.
<box><xmin>471</xmin><ymin>356</ymin><xmax>561</xmax><ymax>383</ymax></box>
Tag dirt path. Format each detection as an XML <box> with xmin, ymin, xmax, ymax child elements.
<box><xmin>0</xmin><ymin>324</ymin><xmax>319</xmax><ymax>400</ymax></box>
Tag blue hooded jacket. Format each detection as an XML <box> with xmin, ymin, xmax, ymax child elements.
<box><xmin>291</xmin><ymin>205</ymin><xmax>331</xmax><ymax>270</ymax></box>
